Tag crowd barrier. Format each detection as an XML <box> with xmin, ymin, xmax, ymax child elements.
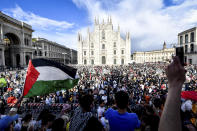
<box><xmin>5</xmin><ymin>103</ymin><xmax>80</xmax><ymax>119</ymax></box>
<box><xmin>27</xmin><ymin>103</ymin><xmax>79</xmax><ymax>107</ymax></box>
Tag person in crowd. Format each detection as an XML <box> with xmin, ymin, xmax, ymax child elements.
<box><xmin>21</xmin><ymin>114</ymin><xmax>33</xmax><ymax>131</ymax></box>
<box><xmin>105</xmin><ymin>91</ymin><xmax>141</xmax><ymax>131</ymax></box>
<box><xmin>0</xmin><ymin>96</ymin><xmax>23</xmax><ymax>131</ymax></box>
<box><xmin>51</xmin><ymin>118</ymin><xmax>65</xmax><ymax>131</ymax></box>
<box><xmin>97</xmin><ymin>100</ymin><xmax>105</xmax><ymax>119</ymax></box>
<box><xmin>69</xmin><ymin>94</ymin><xmax>104</xmax><ymax>131</ymax></box>
<box><xmin>0</xmin><ymin>60</ymin><xmax>197</xmax><ymax>130</ymax></box>
<box><xmin>40</xmin><ymin>113</ymin><xmax>55</xmax><ymax>131</ymax></box>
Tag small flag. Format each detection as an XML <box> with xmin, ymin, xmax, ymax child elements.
<box><xmin>181</xmin><ymin>91</ymin><xmax>197</xmax><ymax>102</ymax></box>
<box><xmin>23</xmin><ymin>58</ymin><xmax>79</xmax><ymax>98</ymax></box>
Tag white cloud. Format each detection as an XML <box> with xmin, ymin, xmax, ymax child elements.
<box><xmin>72</xmin><ymin>0</ymin><xmax>197</xmax><ymax>52</ymax></box>
<box><xmin>2</xmin><ymin>5</ymin><xmax>79</xmax><ymax>49</ymax></box>
<box><xmin>3</xmin><ymin>1</ymin><xmax>197</xmax><ymax>52</ymax></box>
<box><xmin>3</xmin><ymin>5</ymin><xmax>74</xmax><ymax>31</ymax></box>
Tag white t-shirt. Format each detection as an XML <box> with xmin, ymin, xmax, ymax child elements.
<box><xmin>102</xmin><ymin>95</ymin><xmax>108</xmax><ymax>104</ymax></box>
<box><xmin>99</xmin><ymin>90</ymin><xmax>105</xmax><ymax>95</ymax></box>
<box><xmin>97</xmin><ymin>106</ymin><xmax>105</xmax><ymax>118</ymax></box>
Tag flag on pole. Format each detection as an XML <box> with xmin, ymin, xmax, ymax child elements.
<box><xmin>23</xmin><ymin>58</ymin><xmax>79</xmax><ymax>98</ymax></box>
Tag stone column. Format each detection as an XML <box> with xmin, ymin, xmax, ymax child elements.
<box><xmin>23</xmin><ymin>52</ymin><xmax>26</xmax><ymax>66</ymax></box>
<box><xmin>2</xmin><ymin>48</ymin><xmax>5</xmax><ymax>66</ymax></box>
<box><xmin>0</xmin><ymin>23</ymin><xmax>3</xmax><ymax>42</ymax></box>
<box><xmin>20</xmin><ymin>52</ymin><xmax>24</xmax><ymax>67</ymax></box>
<box><xmin>70</xmin><ymin>49</ymin><xmax>72</xmax><ymax>64</ymax></box>
<box><xmin>22</xmin><ymin>22</ymin><xmax>25</xmax><ymax>45</ymax></box>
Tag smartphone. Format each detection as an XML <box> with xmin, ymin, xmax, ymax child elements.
<box><xmin>176</xmin><ymin>47</ymin><xmax>184</xmax><ymax>66</ymax></box>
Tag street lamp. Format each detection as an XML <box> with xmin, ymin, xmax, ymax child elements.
<box><xmin>62</xmin><ymin>53</ymin><xmax>67</xmax><ymax>65</ymax></box>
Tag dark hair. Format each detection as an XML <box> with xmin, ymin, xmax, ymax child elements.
<box><xmin>99</xmin><ymin>100</ymin><xmax>104</xmax><ymax>105</ymax></box>
<box><xmin>22</xmin><ymin>114</ymin><xmax>32</xmax><ymax>122</ymax></box>
<box><xmin>83</xmin><ymin>116</ymin><xmax>104</xmax><ymax>131</ymax></box>
<box><xmin>153</xmin><ymin>98</ymin><xmax>161</xmax><ymax>108</ymax></box>
<box><xmin>37</xmin><ymin>109</ymin><xmax>49</xmax><ymax>121</ymax></box>
<box><xmin>52</xmin><ymin>118</ymin><xmax>65</xmax><ymax>131</ymax></box>
<box><xmin>115</xmin><ymin>91</ymin><xmax>129</xmax><ymax>109</ymax></box>
<box><xmin>42</xmin><ymin>113</ymin><xmax>55</xmax><ymax>126</ymax></box>
<box><xmin>79</xmin><ymin>94</ymin><xmax>94</xmax><ymax>112</ymax></box>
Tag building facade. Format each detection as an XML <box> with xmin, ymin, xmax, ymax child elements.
<box><xmin>0</xmin><ymin>12</ymin><xmax>77</xmax><ymax>68</ymax></box>
<box><xmin>33</xmin><ymin>38</ymin><xmax>77</xmax><ymax>64</ymax></box>
<box><xmin>133</xmin><ymin>42</ymin><xmax>175</xmax><ymax>63</ymax></box>
<box><xmin>178</xmin><ymin>27</ymin><xmax>197</xmax><ymax>65</ymax></box>
<box><xmin>0</xmin><ymin>11</ymin><xmax>34</xmax><ymax>67</ymax></box>
<box><xmin>78</xmin><ymin>17</ymin><xmax>131</xmax><ymax>65</ymax></box>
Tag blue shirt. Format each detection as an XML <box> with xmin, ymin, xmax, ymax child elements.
<box><xmin>105</xmin><ymin>108</ymin><xmax>140</xmax><ymax>131</ymax></box>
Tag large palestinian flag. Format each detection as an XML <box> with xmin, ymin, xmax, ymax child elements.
<box><xmin>23</xmin><ymin>58</ymin><xmax>79</xmax><ymax>98</ymax></box>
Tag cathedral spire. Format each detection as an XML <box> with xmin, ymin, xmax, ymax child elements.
<box><xmin>163</xmin><ymin>41</ymin><xmax>166</xmax><ymax>49</ymax></box>
<box><xmin>78</xmin><ymin>32</ymin><xmax>81</xmax><ymax>42</ymax></box>
<box><xmin>107</xmin><ymin>16</ymin><xmax>110</xmax><ymax>24</ymax></box>
<box><xmin>94</xmin><ymin>17</ymin><xmax>97</xmax><ymax>24</ymax></box>
<box><xmin>110</xmin><ymin>16</ymin><xmax>112</xmax><ymax>24</ymax></box>
<box><xmin>118</xmin><ymin>24</ymin><xmax>120</xmax><ymax>32</ymax></box>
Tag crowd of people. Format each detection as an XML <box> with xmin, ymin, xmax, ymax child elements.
<box><xmin>0</xmin><ymin>57</ymin><xmax>197</xmax><ymax>131</ymax></box>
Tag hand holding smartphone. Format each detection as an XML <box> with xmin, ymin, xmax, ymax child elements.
<box><xmin>176</xmin><ymin>47</ymin><xmax>184</xmax><ymax>66</ymax></box>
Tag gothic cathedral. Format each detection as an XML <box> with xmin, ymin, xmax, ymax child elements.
<box><xmin>77</xmin><ymin>17</ymin><xmax>131</xmax><ymax>65</ymax></box>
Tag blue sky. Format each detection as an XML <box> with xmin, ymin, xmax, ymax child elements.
<box><xmin>0</xmin><ymin>0</ymin><xmax>197</xmax><ymax>52</ymax></box>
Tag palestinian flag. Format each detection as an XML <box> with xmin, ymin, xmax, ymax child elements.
<box><xmin>23</xmin><ymin>58</ymin><xmax>79</xmax><ymax>98</ymax></box>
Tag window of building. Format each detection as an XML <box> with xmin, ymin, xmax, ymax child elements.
<box><xmin>191</xmin><ymin>44</ymin><xmax>194</xmax><ymax>52</ymax></box>
<box><xmin>180</xmin><ymin>36</ymin><xmax>183</xmax><ymax>45</ymax></box>
<box><xmin>122</xmin><ymin>50</ymin><xmax>124</xmax><ymax>54</ymax></box>
<box><xmin>114</xmin><ymin>59</ymin><xmax>116</xmax><ymax>64</ymax></box>
<box><xmin>44</xmin><ymin>45</ymin><xmax>47</xmax><ymax>50</ymax></box>
<box><xmin>91</xmin><ymin>59</ymin><xmax>94</xmax><ymax>65</ymax></box>
<box><xmin>102</xmin><ymin>56</ymin><xmax>106</xmax><ymax>64</ymax></box>
<box><xmin>91</xmin><ymin>43</ymin><xmax>94</xmax><ymax>48</ymax></box>
<box><xmin>114</xmin><ymin>50</ymin><xmax>116</xmax><ymax>55</ymax></box>
<box><xmin>102</xmin><ymin>30</ymin><xmax>105</xmax><ymax>39</ymax></box>
<box><xmin>191</xmin><ymin>32</ymin><xmax>195</xmax><ymax>42</ymax></box>
<box><xmin>184</xmin><ymin>56</ymin><xmax>187</xmax><ymax>63</ymax></box>
<box><xmin>91</xmin><ymin>51</ymin><xmax>94</xmax><ymax>55</ymax></box>
<box><xmin>189</xmin><ymin>59</ymin><xmax>192</xmax><ymax>64</ymax></box>
<box><xmin>121</xmin><ymin>59</ymin><xmax>124</xmax><ymax>65</ymax></box>
<box><xmin>185</xmin><ymin>34</ymin><xmax>188</xmax><ymax>43</ymax></box>
<box><xmin>185</xmin><ymin>45</ymin><xmax>188</xmax><ymax>53</ymax></box>
<box><xmin>39</xmin><ymin>51</ymin><xmax>42</xmax><ymax>56</ymax></box>
<box><xmin>102</xmin><ymin>44</ymin><xmax>105</xmax><ymax>49</ymax></box>
<box><xmin>84</xmin><ymin>51</ymin><xmax>86</xmax><ymax>55</ymax></box>
<box><xmin>114</xmin><ymin>42</ymin><xmax>116</xmax><ymax>47</ymax></box>
<box><xmin>25</xmin><ymin>38</ymin><xmax>29</xmax><ymax>46</ymax></box>
<box><xmin>84</xmin><ymin>59</ymin><xmax>87</xmax><ymax>65</ymax></box>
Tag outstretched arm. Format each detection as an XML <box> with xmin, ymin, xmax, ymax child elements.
<box><xmin>159</xmin><ymin>57</ymin><xmax>186</xmax><ymax>131</ymax></box>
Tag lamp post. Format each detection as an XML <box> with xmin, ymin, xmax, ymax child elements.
<box><xmin>62</xmin><ymin>53</ymin><xmax>67</xmax><ymax>65</ymax></box>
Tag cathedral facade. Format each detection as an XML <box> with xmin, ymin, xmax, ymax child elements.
<box><xmin>77</xmin><ymin>17</ymin><xmax>131</xmax><ymax>65</ymax></box>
